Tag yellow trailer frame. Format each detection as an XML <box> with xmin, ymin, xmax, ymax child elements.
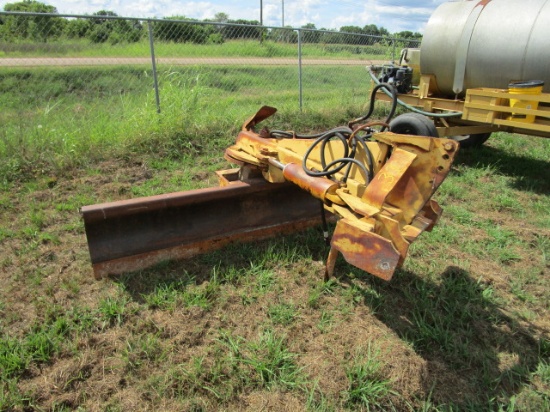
<box><xmin>377</xmin><ymin>74</ymin><xmax>550</xmax><ymax>139</ymax></box>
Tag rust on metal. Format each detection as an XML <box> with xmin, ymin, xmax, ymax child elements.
<box><xmin>82</xmin><ymin>176</ymin><xmax>327</xmax><ymax>279</ymax></box>
<box><xmin>329</xmin><ymin>218</ymin><xmax>400</xmax><ymax>281</ymax></box>
<box><xmin>282</xmin><ymin>163</ymin><xmax>339</xmax><ymax>202</ymax></box>
<box><xmin>82</xmin><ymin>105</ymin><xmax>459</xmax><ymax>281</ymax></box>
<box><xmin>223</xmin><ymin>118</ymin><xmax>458</xmax><ymax>280</ymax></box>
<box><xmin>361</xmin><ymin>147</ymin><xmax>417</xmax><ymax>210</ymax></box>
<box><xmin>243</xmin><ymin>106</ymin><xmax>278</xmax><ymax>131</ymax></box>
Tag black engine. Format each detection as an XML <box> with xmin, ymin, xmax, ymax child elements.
<box><xmin>377</xmin><ymin>65</ymin><xmax>413</xmax><ymax>94</ymax></box>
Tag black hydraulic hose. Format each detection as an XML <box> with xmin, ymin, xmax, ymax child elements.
<box><xmin>348</xmin><ymin>82</ymin><xmax>398</xmax><ymax>130</ymax></box>
<box><xmin>302</xmin><ymin>137</ymin><xmax>371</xmax><ymax>184</ymax></box>
<box><xmin>322</xmin><ymin>158</ymin><xmax>371</xmax><ymax>182</ymax></box>
<box><xmin>265</xmin><ymin>106</ymin><xmax>382</xmax><ymax>187</ymax></box>
<box><xmin>269</xmin><ymin>130</ymin><xmax>326</xmax><ymax>139</ymax></box>
<box><xmin>352</xmin><ymin>133</ymin><xmax>375</xmax><ymax>183</ymax></box>
<box><xmin>302</xmin><ymin>128</ymin><xmax>351</xmax><ymax>178</ymax></box>
<box><xmin>368</xmin><ymin>68</ymin><xmax>463</xmax><ymax>118</ymax></box>
<box><xmin>319</xmin><ymin>130</ymin><xmax>350</xmax><ymax>174</ymax></box>
<box><xmin>342</xmin><ymin>138</ymin><xmax>358</xmax><ymax>182</ymax></box>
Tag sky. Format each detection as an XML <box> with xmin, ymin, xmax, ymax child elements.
<box><xmin>0</xmin><ymin>0</ymin><xmax>450</xmax><ymax>33</ymax></box>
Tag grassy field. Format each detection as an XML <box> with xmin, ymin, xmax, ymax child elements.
<box><xmin>0</xmin><ymin>38</ymin><xmax>394</xmax><ymax>60</ymax></box>
<box><xmin>0</xmin><ymin>64</ymin><xmax>371</xmax><ymax>183</ymax></box>
<box><xmin>0</xmin><ymin>66</ymin><xmax>549</xmax><ymax>411</ymax></box>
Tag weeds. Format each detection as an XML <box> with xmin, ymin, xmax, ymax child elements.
<box><xmin>0</xmin><ymin>65</ymin><xmax>370</xmax><ymax>183</ymax></box>
<box><xmin>122</xmin><ymin>333</ymin><xmax>164</xmax><ymax>371</ymax></box>
<box><xmin>143</xmin><ymin>281</ymin><xmax>183</xmax><ymax>311</ymax></box>
<box><xmin>0</xmin><ymin>306</ymin><xmax>94</xmax><ymax>380</ymax></box>
<box><xmin>268</xmin><ymin>301</ymin><xmax>298</xmax><ymax>326</ymax></box>
<box><xmin>220</xmin><ymin>328</ymin><xmax>306</xmax><ymax>391</ymax></box>
<box><xmin>98</xmin><ymin>295</ymin><xmax>129</xmax><ymax>327</ymax></box>
<box><xmin>343</xmin><ymin>343</ymin><xmax>395</xmax><ymax>409</ymax></box>
<box><xmin>308</xmin><ymin>278</ymin><xmax>338</xmax><ymax>309</ymax></box>
<box><xmin>316</xmin><ymin>310</ymin><xmax>335</xmax><ymax>333</ymax></box>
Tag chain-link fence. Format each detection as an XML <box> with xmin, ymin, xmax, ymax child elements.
<box><xmin>0</xmin><ymin>11</ymin><xmax>420</xmax><ymax>177</ymax></box>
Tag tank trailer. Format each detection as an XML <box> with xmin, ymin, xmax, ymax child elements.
<box><xmin>373</xmin><ymin>0</ymin><xmax>550</xmax><ymax>148</ymax></box>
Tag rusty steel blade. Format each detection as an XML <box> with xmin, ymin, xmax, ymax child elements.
<box><xmin>81</xmin><ymin>177</ymin><xmax>326</xmax><ymax>279</ymax></box>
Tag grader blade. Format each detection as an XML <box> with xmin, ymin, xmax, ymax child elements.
<box><xmin>81</xmin><ymin>170</ymin><xmax>326</xmax><ymax>279</ymax></box>
<box><xmin>82</xmin><ymin>104</ymin><xmax>459</xmax><ymax>281</ymax></box>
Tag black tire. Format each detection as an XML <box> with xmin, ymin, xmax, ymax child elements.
<box><xmin>448</xmin><ymin>132</ymin><xmax>492</xmax><ymax>148</ymax></box>
<box><xmin>389</xmin><ymin>113</ymin><xmax>439</xmax><ymax>137</ymax></box>
<box><xmin>390</xmin><ymin>113</ymin><xmax>491</xmax><ymax>148</ymax></box>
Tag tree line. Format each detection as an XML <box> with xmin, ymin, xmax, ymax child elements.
<box><xmin>0</xmin><ymin>0</ymin><xmax>422</xmax><ymax>45</ymax></box>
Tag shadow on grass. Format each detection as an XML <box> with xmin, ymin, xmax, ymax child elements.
<box><xmin>455</xmin><ymin>144</ymin><xmax>550</xmax><ymax>194</ymax></box>
<box><xmin>343</xmin><ymin>266</ymin><xmax>546</xmax><ymax>407</ymax></box>
<box><xmin>107</xmin><ymin>224</ymin><xmax>548</xmax><ymax>408</ymax></box>
<box><xmin>112</xmin><ymin>225</ymin><xmax>331</xmax><ymax>303</ymax></box>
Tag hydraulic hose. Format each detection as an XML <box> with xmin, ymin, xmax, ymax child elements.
<box><xmin>368</xmin><ymin>68</ymin><xmax>463</xmax><ymax>119</ymax></box>
<box><xmin>268</xmin><ymin>81</ymin><xmax>405</xmax><ymax>187</ymax></box>
<box><xmin>348</xmin><ymin>82</ymin><xmax>398</xmax><ymax>130</ymax></box>
<box><xmin>300</xmin><ymin>126</ymin><xmax>374</xmax><ymax>184</ymax></box>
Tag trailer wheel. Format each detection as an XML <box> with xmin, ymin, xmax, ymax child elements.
<box><xmin>389</xmin><ymin>113</ymin><xmax>439</xmax><ymax>137</ymax></box>
<box><xmin>448</xmin><ymin>133</ymin><xmax>492</xmax><ymax>148</ymax></box>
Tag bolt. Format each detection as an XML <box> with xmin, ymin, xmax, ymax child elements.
<box><xmin>378</xmin><ymin>261</ymin><xmax>390</xmax><ymax>271</ymax></box>
<box><xmin>444</xmin><ymin>142</ymin><xmax>455</xmax><ymax>152</ymax></box>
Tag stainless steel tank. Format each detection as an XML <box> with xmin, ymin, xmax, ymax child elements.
<box><xmin>420</xmin><ymin>0</ymin><xmax>550</xmax><ymax>96</ymax></box>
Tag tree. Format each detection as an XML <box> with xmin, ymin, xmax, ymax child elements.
<box><xmin>394</xmin><ymin>30</ymin><xmax>422</xmax><ymax>40</ymax></box>
<box><xmin>153</xmin><ymin>16</ymin><xmax>216</xmax><ymax>44</ymax></box>
<box><xmin>340</xmin><ymin>25</ymin><xmax>369</xmax><ymax>45</ymax></box>
<box><xmin>88</xmin><ymin>10</ymin><xmax>118</xmax><ymax>43</ymax></box>
<box><xmin>362</xmin><ymin>24</ymin><xmax>389</xmax><ymax>37</ymax></box>
<box><xmin>339</xmin><ymin>25</ymin><xmax>363</xmax><ymax>34</ymax></box>
<box><xmin>269</xmin><ymin>26</ymin><xmax>297</xmax><ymax>43</ymax></box>
<box><xmin>87</xmin><ymin>10</ymin><xmax>143</xmax><ymax>44</ymax></box>
<box><xmin>1</xmin><ymin>0</ymin><xmax>64</xmax><ymax>41</ymax></box>
<box><xmin>301</xmin><ymin>23</ymin><xmax>320</xmax><ymax>43</ymax></box>
<box><xmin>3</xmin><ymin>0</ymin><xmax>56</xmax><ymax>14</ymax></box>
<box><xmin>64</xmin><ymin>18</ymin><xmax>90</xmax><ymax>39</ymax></box>
<box><xmin>213</xmin><ymin>12</ymin><xmax>229</xmax><ymax>23</ymax></box>
<box><xmin>222</xmin><ymin>19</ymin><xmax>263</xmax><ymax>40</ymax></box>
<box><xmin>378</xmin><ymin>27</ymin><xmax>390</xmax><ymax>37</ymax></box>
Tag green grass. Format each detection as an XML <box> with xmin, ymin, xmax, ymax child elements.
<box><xmin>0</xmin><ymin>38</ymin><xmax>393</xmax><ymax>60</ymax></box>
<box><xmin>227</xmin><ymin>329</ymin><xmax>305</xmax><ymax>390</ymax></box>
<box><xmin>343</xmin><ymin>344</ymin><xmax>395</xmax><ymax>409</ymax></box>
<box><xmin>0</xmin><ymin>305</ymin><xmax>96</xmax><ymax>380</ymax></box>
<box><xmin>0</xmin><ymin>59</ymin><xmax>549</xmax><ymax>410</ymax></box>
<box><xmin>0</xmin><ymin>64</ymin><xmax>371</xmax><ymax>183</ymax></box>
<box><xmin>268</xmin><ymin>301</ymin><xmax>298</xmax><ymax>326</ymax></box>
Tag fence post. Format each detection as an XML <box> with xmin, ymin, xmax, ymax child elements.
<box><xmin>297</xmin><ymin>29</ymin><xmax>303</xmax><ymax>111</ymax></box>
<box><xmin>147</xmin><ymin>21</ymin><xmax>161</xmax><ymax>114</ymax></box>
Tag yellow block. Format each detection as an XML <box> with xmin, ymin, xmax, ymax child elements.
<box><xmin>508</xmin><ymin>80</ymin><xmax>544</xmax><ymax>123</ymax></box>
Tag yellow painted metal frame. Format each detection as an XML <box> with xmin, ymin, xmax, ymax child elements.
<box><xmin>377</xmin><ymin>77</ymin><xmax>550</xmax><ymax>139</ymax></box>
<box><xmin>225</xmin><ymin>106</ymin><xmax>459</xmax><ymax>280</ymax></box>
